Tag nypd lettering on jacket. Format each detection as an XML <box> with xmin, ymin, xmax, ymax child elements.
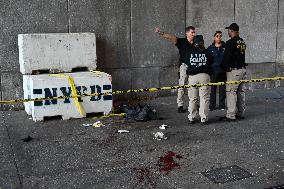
<box><xmin>32</xmin><ymin>84</ymin><xmax>112</xmax><ymax>106</ymax></box>
<box><xmin>190</xmin><ymin>54</ymin><xmax>208</xmax><ymax>67</ymax></box>
<box><xmin>185</xmin><ymin>48</ymin><xmax>212</xmax><ymax>75</ymax></box>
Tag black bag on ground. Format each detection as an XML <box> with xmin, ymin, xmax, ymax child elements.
<box><xmin>120</xmin><ymin>104</ymin><xmax>157</xmax><ymax>121</ymax></box>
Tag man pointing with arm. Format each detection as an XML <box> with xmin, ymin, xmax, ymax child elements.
<box><xmin>155</xmin><ymin>26</ymin><xmax>196</xmax><ymax>113</ymax></box>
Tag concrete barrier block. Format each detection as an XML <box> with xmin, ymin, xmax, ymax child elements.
<box><xmin>236</xmin><ymin>0</ymin><xmax>278</xmax><ymax>63</ymax></box>
<box><xmin>18</xmin><ymin>33</ymin><xmax>97</xmax><ymax>74</ymax></box>
<box><xmin>23</xmin><ymin>75</ymin><xmax>32</xmax><ymax>115</ymax></box>
<box><xmin>23</xmin><ymin>72</ymin><xmax>112</xmax><ymax>121</ymax></box>
<box><xmin>186</xmin><ymin>0</ymin><xmax>234</xmax><ymax>47</ymax></box>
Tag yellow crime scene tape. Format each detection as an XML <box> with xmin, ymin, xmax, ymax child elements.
<box><xmin>49</xmin><ymin>74</ymin><xmax>86</xmax><ymax>117</ymax></box>
<box><xmin>93</xmin><ymin>113</ymin><xmax>127</xmax><ymax>119</ymax></box>
<box><xmin>0</xmin><ymin>76</ymin><xmax>284</xmax><ymax>105</ymax></box>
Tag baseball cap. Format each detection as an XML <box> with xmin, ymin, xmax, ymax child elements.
<box><xmin>225</xmin><ymin>23</ymin><xmax>239</xmax><ymax>31</ymax></box>
<box><xmin>193</xmin><ymin>35</ymin><xmax>204</xmax><ymax>45</ymax></box>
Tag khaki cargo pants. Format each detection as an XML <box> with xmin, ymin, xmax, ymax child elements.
<box><xmin>177</xmin><ymin>63</ymin><xmax>189</xmax><ymax>107</ymax></box>
<box><xmin>226</xmin><ymin>68</ymin><xmax>246</xmax><ymax>119</ymax></box>
<box><xmin>187</xmin><ymin>73</ymin><xmax>211</xmax><ymax>122</ymax></box>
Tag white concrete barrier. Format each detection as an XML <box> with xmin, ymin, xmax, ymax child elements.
<box><xmin>23</xmin><ymin>72</ymin><xmax>113</xmax><ymax>121</ymax></box>
<box><xmin>23</xmin><ymin>75</ymin><xmax>32</xmax><ymax>115</ymax></box>
<box><xmin>18</xmin><ymin>33</ymin><xmax>97</xmax><ymax>74</ymax></box>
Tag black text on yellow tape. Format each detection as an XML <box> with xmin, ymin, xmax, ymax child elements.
<box><xmin>1</xmin><ymin>76</ymin><xmax>283</xmax><ymax>104</ymax></box>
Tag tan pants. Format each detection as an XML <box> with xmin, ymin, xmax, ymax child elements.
<box><xmin>187</xmin><ymin>73</ymin><xmax>211</xmax><ymax>122</ymax></box>
<box><xmin>177</xmin><ymin>63</ymin><xmax>189</xmax><ymax>107</ymax></box>
<box><xmin>226</xmin><ymin>68</ymin><xmax>246</xmax><ymax>119</ymax></box>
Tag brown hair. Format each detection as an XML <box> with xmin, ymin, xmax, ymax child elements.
<box><xmin>185</xmin><ymin>26</ymin><xmax>195</xmax><ymax>32</ymax></box>
<box><xmin>214</xmin><ymin>31</ymin><xmax>222</xmax><ymax>37</ymax></box>
<box><xmin>213</xmin><ymin>31</ymin><xmax>222</xmax><ymax>44</ymax></box>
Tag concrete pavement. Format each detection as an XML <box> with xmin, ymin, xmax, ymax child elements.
<box><xmin>0</xmin><ymin>88</ymin><xmax>284</xmax><ymax>189</ymax></box>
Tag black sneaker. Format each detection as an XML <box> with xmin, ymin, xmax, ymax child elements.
<box><xmin>219</xmin><ymin>116</ymin><xmax>236</xmax><ymax>122</ymax></box>
<box><xmin>209</xmin><ymin>107</ymin><xmax>218</xmax><ymax>111</ymax></box>
<box><xmin>178</xmin><ymin>106</ymin><xmax>186</xmax><ymax>113</ymax></box>
<box><xmin>219</xmin><ymin>107</ymin><xmax>226</xmax><ymax>111</ymax></box>
<box><xmin>201</xmin><ymin>121</ymin><xmax>210</xmax><ymax>125</ymax></box>
<box><xmin>236</xmin><ymin>115</ymin><xmax>245</xmax><ymax>120</ymax></box>
<box><xmin>189</xmin><ymin>120</ymin><xmax>196</xmax><ymax>124</ymax></box>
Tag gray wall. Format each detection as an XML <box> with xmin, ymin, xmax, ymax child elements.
<box><xmin>0</xmin><ymin>0</ymin><xmax>283</xmax><ymax>110</ymax></box>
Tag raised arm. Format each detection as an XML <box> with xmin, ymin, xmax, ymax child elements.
<box><xmin>155</xmin><ymin>27</ymin><xmax>178</xmax><ymax>45</ymax></box>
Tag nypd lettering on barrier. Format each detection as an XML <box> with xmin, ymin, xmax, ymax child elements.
<box><xmin>33</xmin><ymin>84</ymin><xmax>112</xmax><ymax>106</ymax></box>
<box><xmin>190</xmin><ymin>54</ymin><xmax>207</xmax><ymax>67</ymax></box>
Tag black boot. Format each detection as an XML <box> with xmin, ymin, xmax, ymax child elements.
<box><xmin>178</xmin><ymin>106</ymin><xmax>186</xmax><ymax>113</ymax></box>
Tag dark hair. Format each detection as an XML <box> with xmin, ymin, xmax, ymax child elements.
<box><xmin>214</xmin><ymin>31</ymin><xmax>222</xmax><ymax>37</ymax></box>
<box><xmin>185</xmin><ymin>26</ymin><xmax>195</xmax><ymax>32</ymax></box>
<box><xmin>213</xmin><ymin>31</ymin><xmax>222</xmax><ymax>45</ymax></box>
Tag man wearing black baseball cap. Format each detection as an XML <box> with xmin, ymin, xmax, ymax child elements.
<box><xmin>220</xmin><ymin>23</ymin><xmax>247</xmax><ymax>122</ymax></box>
<box><xmin>225</xmin><ymin>23</ymin><xmax>239</xmax><ymax>32</ymax></box>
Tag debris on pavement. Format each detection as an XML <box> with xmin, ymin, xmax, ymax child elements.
<box><xmin>118</xmin><ymin>104</ymin><xmax>157</xmax><ymax>121</ymax></box>
<box><xmin>93</xmin><ymin>121</ymin><xmax>105</xmax><ymax>128</ymax></box>
<box><xmin>153</xmin><ymin>132</ymin><xmax>167</xmax><ymax>140</ymax></box>
<box><xmin>100</xmin><ymin>113</ymin><xmax>127</xmax><ymax>119</ymax></box>
<box><xmin>82</xmin><ymin>123</ymin><xmax>93</xmax><ymax>127</ymax></box>
<box><xmin>21</xmin><ymin>136</ymin><xmax>34</xmax><ymax>142</ymax></box>
<box><xmin>159</xmin><ymin>124</ymin><xmax>169</xmax><ymax>130</ymax></box>
<box><xmin>117</xmin><ymin>130</ymin><xmax>130</xmax><ymax>134</ymax></box>
<box><xmin>82</xmin><ymin>121</ymin><xmax>105</xmax><ymax>128</ymax></box>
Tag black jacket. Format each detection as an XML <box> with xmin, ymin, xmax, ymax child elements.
<box><xmin>207</xmin><ymin>42</ymin><xmax>225</xmax><ymax>73</ymax></box>
<box><xmin>221</xmin><ymin>36</ymin><xmax>246</xmax><ymax>70</ymax></box>
<box><xmin>184</xmin><ymin>47</ymin><xmax>213</xmax><ymax>76</ymax></box>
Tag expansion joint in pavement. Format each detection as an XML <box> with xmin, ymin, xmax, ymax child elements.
<box><xmin>2</xmin><ymin>112</ymin><xmax>23</xmax><ymax>188</ymax></box>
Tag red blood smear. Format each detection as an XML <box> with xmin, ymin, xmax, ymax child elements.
<box><xmin>158</xmin><ymin>151</ymin><xmax>183</xmax><ymax>175</ymax></box>
<box><xmin>133</xmin><ymin>168</ymin><xmax>157</xmax><ymax>188</ymax></box>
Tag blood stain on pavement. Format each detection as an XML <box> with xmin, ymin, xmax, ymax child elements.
<box><xmin>158</xmin><ymin>151</ymin><xmax>183</xmax><ymax>175</ymax></box>
<box><xmin>133</xmin><ymin>167</ymin><xmax>157</xmax><ymax>188</ymax></box>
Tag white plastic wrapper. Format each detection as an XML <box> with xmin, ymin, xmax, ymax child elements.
<box><xmin>153</xmin><ymin>132</ymin><xmax>167</xmax><ymax>140</ymax></box>
<box><xmin>117</xmin><ymin>130</ymin><xmax>129</xmax><ymax>133</ymax></box>
<box><xmin>159</xmin><ymin>124</ymin><xmax>169</xmax><ymax>130</ymax></box>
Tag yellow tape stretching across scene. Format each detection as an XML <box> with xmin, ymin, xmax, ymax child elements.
<box><xmin>49</xmin><ymin>74</ymin><xmax>86</xmax><ymax>117</ymax></box>
<box><xmin>0</xmin><ymin>76</ymin><xmax>283</xmax><ymax>104</ymax></box>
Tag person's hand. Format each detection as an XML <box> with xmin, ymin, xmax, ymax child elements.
<box><xmin>155</xmin><ymin>27</ymin><xmax>161</xmax><ymax>33</ymax></box>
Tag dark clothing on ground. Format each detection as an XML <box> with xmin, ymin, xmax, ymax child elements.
<box><xmin>221</xmin><ymin>36</ymin><xmax>247</xmax><ymax>70</ymax></box>
<box><xmin>175</xmin><ymin>38</ymin><xmax>194</xmax><ymax>65</ymax></box>
<box><xmin>184</xmin><ymin>47</ymin><xmax>213</xmax><ymax>76</ymax></box>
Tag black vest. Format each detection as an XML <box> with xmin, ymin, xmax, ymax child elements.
<box><xmin>184</xmin><ymin>47</ymin><xmax>213</xmax><ymax>75</ymax></box>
